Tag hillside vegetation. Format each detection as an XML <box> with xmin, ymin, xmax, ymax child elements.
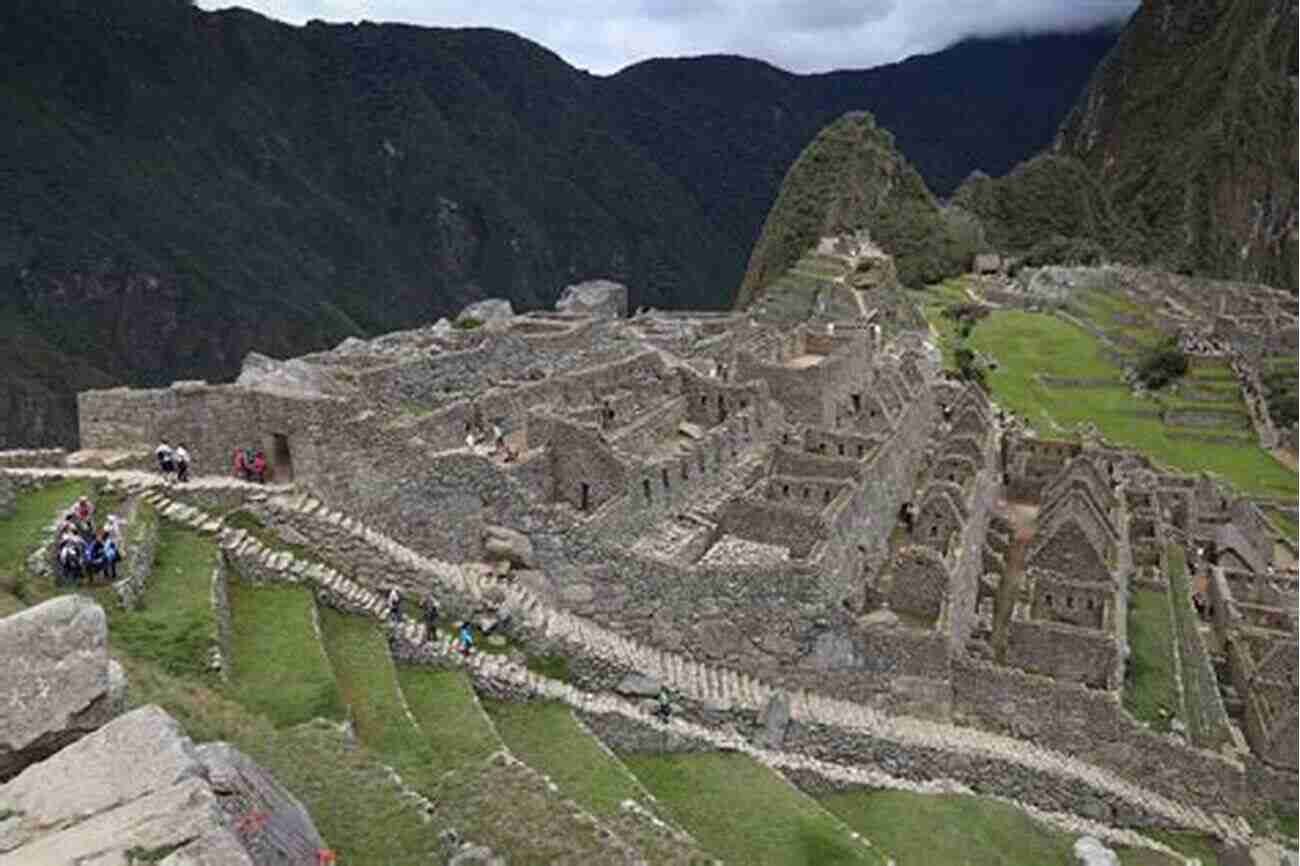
<box><xmin>0</xmin><ymin>0</ymin><xmax>1114</xmax><ymax>449</ymax></box>
<box><xmin>736</xmin><ymin>112</ymin><xmax>979</xmax><ymax>308</ymax></box>
<box><xmin>961</xmin><ymin>0</ymin><xmax>1297</xmax><ymax>290</ymax></box>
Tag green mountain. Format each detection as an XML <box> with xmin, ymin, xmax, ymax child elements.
<box><xmin>736</xmin><ymin>112</ymin><xmax>978</xmax><ymax>310</ymax></box>
<box><xmin>955</xmin><ymin>0</ymin><xmax>1298</xmax><ymax>288</ymax></box>
<box><xmin>0</xmin><ymin>0</ymin><xmax>1115</xmax><ymax>448</ymax></box>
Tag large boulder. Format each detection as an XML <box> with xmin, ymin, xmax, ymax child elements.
<box><xmin>459</xmin><ymin>298</ymin><xmax>515</xmax><ymax>323</ymax></box>
<box><xmin>554</xmin><ymin>279</ymin><xmax>629</xmax><ymax>320</ymax></box>
<box><xmin>0</xmin><ymin>705</ymin><xmax>324</xmax><ymax>865</ymax></box>
<box><xmin>236</xmin><ymin>351</ymin><xmax>351</xmax><ymax>398</ymax></box>
<box><xmin>483</xmin><ymin>525</ymin><xmax>534</xmax><ymax>568</ymax></box>
<box><xmin>0</xmin><ymin>597</ymin><xmax>125</xmax><ymax>781</ymax></box>
<box><xmin>1072</xmin><ymin>836</ymin><xmax>1120</xmax><ymax>866</ymax></box>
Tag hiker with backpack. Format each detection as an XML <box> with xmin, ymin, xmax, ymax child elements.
<box><xmin>56</xmin><ymin>534</ymin><xmax>84</xmax><ymax>586</ymax></box>
<box><xmin>174</xmin><ymin>443</ymin><xmax>191</xmax><ymax>483</ymax></box>
<box><xmin>251</xmin><ymin>450</ymin><xmax>267</xmax><ymax>484</ymax></box>
<box><xmin>386</xmin><ymin>588</ymin><xmax>402</xmax><ymax>624</ymax></box>
<box><xmin>456</xmin><ymin>621</ymin><xmax>475</xmax><ymax>656</ymax></box>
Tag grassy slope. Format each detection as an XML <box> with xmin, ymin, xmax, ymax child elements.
<box><xmin>1123</xmin><ymin>589</ymin><xmax>1180</xmax><ymax>733</ymax></box>
<box><xmin>481</xmin><ymin>699</ymin><xmax>714</xmax><ymax>864</ymax></box>
<box><xmin>0</xmin><ymin>478</ymin><xmax>87</xmax><ymax>606</ymax></box>
<box><xmin>964</xmin><ymin>309</ymin><xmax>1295</xmax><ymax>497</ymax></box>
<box><xmin>622</xmin><ymin>752</ymin><xmax>886</xmax><ymax>866</ymax></box>
<box><xmin>224</xmin><ymin>578</ymin><xmax>344</xmax><ymax>727</ymax></box>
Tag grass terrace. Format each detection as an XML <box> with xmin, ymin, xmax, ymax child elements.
<box><xmin>622</xmin><ymin>751</ymin><xmax>887</xmax><ymax>865</ymax></box>
<box><xmin>1122</xmin><ymin>588</ymin><xmax>1180</xmax><ymax>733</ymax></box>
<box><xmin>225</xmin><ymin>579</ymin><xmax>345</xmax><ymax>727</ymax></box>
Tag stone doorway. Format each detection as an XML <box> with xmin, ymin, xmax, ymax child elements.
<box><xmin>270</xmin><ymin>433</ymin><xmax>294</xmax><ymax>483</ymax></box>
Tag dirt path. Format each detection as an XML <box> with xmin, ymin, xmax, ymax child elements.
<box><xmin>1268</xmin><ymin>447</ymin><xmax>1297</xmax><ymax>472</ymax></box>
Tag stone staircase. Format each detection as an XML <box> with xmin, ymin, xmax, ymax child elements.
<box><xmin>0</xmin><ymin>467</ymin><xmax>1255</xmax><ymax>844</ymax></box>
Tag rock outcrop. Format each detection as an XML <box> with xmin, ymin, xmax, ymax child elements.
<box><xmin>235</xmin><ymin>351</ymin><xmax>352</xmax><ymax>399</ymax></box>
<box><xmin>0</xmin><ymin>705</ymin><xmax>325</xmax><ymax>865</ymax></box>
<box><xmin>1072</xmin><ymin>835</ymin><xmax>1120</xmax><ymax>866</ymax></box>
<box><xmin>460</xmin><ymin>299</ymin><xmax>515</xmax><ymax>324</ymax></box>
<box><xmin>0</xmin><ymin>596</ymin><xmax>125</xmax><ymax>782</ymax></box>
<box><xmin>555</xmin><ymin>279</ymin><xmax>629</xmax><ymax>320</ymax></box>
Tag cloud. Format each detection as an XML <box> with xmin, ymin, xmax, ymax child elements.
<box><xmin>198</xmin><ymin>0</ymin><xmax>1137</xmax><ymax>74</ymax></box>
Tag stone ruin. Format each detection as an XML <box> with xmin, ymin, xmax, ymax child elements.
<box><xmin>7</xmin><ymin>258</ymin><xmax>1296</xmax><ymax>846</ymax></box>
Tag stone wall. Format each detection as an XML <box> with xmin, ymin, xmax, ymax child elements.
<box><xmin>0</xmin><ymin>472</ymin><xmax>13</xmax><ymax>520</ymax></box>
<box><xmin>0</xmin><ymin>449</ymin><xmax>67</xmax><ymax>468</ymax></box>
<box><xmin>950</xmin><ymin>656</ymin><xmax>1253</xmax><ymax>815</ymax></box>
<box><xmin>1004</xmin><ymin>619</ymin><xmax>1117</xmax><ymax>687</ymax></box>
<box><xmin>210</xmin><ymin>546</ymin><xmax>232</xmax><ymax>682</ymax></box>
<box><xmin>112</xmin><ymin>498</ymin><xmax>160</xmax><ymax>610</ymax></box>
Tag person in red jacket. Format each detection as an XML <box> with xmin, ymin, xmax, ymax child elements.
<box><xmin>251</xmin><ymin>450</ymin><xmax>267</xmax><ymax>484</ymax></box>
<box><xmin>232</xmin><ymin>448</ymin><xmax>247</xmax><ymax>479</ymax></box>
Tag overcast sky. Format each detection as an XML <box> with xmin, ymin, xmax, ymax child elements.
<box><xmin>199</xmin><ymin>0</ymin><xmax>1138</xmax><ymax>74</ymax></box>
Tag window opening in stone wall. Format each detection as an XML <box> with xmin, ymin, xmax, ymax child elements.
<box><xmin>643</xmin><ymin>479</ymin><xmax>652</xmax><ymax>503</ymax></box>
<box><xmin>1045</xmin><ymin>594</ymin><xmax>1053</xmax><ymax>607</ymax></box>
<box><xmin>1067</xmin><ymin>596</ymin><xmax>1074</xmax><ymax>609</ymax></box>
<box><xmin>857</xmin><ymin>445</ymin><xmax>864</xmax><ymax>457</ymax></box>
<box><xmin>782</xmin><ymin>484</ymin><xmax>790</xmax><ymax>497</ymax></box>
<box><xmin>271</xmin><ymin>433</ymin><xmax>294</xmax><ymax>483</ymax></box>
<box><xmin>803</xmin><ymin>488</ymin><xmax>810</xmax><ymax>500</ymax></box>
<box><xmin>823</xmin><ymin>489</ymin><xmax>831</xmax><ymax>504</ymax></box>
<box><xmin>929</xmin><ymin>524</ymin><xmax>937</xmax><ymax>537</ymax></box>
<box><xmin>697</xmin><ymin>452</ymin><xmax>706</xmax><ymax>474</ymax></box>
<box><xmin>851</xmin><ymin>394</ymin><xmax>861</xmax><ymax>413</ymax></box>
<box><xmin>838</xmin><ymin>443</ymin><xmax>845</xmax><ymax>456</ymax></box>
<box><xmin>580</xmin><ymin>482</ymin><xmax>590</xmax><ymax>512</ymax></box>
<box><xmin>661</xmin><ymin>468</ymin><xmax>670</xmax><ymax>489</ymax></box>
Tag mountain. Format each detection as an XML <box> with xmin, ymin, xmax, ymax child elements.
<box><xmin>736</xmin><ymin>112</ymin><xmax>978</xmax><ymax>310</ymax></box>
<box><xmin>0</xmin><ymin>0</ymin><xmax>1116</xmax><ymax>448</ymax></box>
<box><xmin>955</xmin><ymin>0</ymin><xmax>1298</xmax><ymax>289</ymax></box>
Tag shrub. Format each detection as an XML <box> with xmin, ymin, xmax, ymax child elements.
<box><xmin>454</xmin><ymin>316</ymin><xmax>483</xmax><ymax>330</ymax></box>
<box><xmin>1134</xmin><ymin>337</ymin><xmax>1189</xmax><ymax>389</ymax></box>
<box><xmin>954</xmin><ymin>347</ymin><xmax>988</xmax><ymax>391</ymax></box>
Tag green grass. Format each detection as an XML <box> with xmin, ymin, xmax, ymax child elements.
<box><xmin>622</xmin><ymin>751</ymin><xmax>885</xmax><ymax>865</ymax></box>
<box><xmin>819</xmin><ymin>789</ymin><xmax>1201</xmax><ymax>866</ymax></box>
<box><xmin>113</xmin><ymin>652</ymin><xmax>439</xmax><ymax>865</ymax></box>
<box><xmin>820</xmin><ymin>789</ymin><xmax>1072</xmax><ymax>865</ymax></box>
<box><xmin>224</xmin><ymin>578</ymin><xmax>344</xmax><ymax>727</ymax></box>
<box><xmin>1144</xmin><ymin>830</ymin><xmax>1220</xmax><ymax>866</ymax></box>
<box><xmin>395</xmin><ymin>666</ymin><xmax>500</xmax><ymax>775</ymax></box>
<box><xmin>107</xmin><ymin>521</ymin><xmax>217</xmax><ymax>678</ymax></box>
<box><xmin>317</xmin><ymin>606</ymin><xmax>432</xmax><ymax>767</ymax></box>
<box><xmin>965</xmin><ymin>309</ymin><xmax>1296</xmax><ymax>497</ymax></box>
<box><xmin>0</xmin><ymin>478</ymin><xmax>88</xmax><ymax>603</ymax></box>
<box><xmin>1123</xmin><ymin>589</ymin><xmax>1180</xmax><ymax>732</ymax></box>
<box><xmin>482</xmin><ymin>699</ymin><xmax>644</xmax><ymax>816</ymax></box>
<box><xmin>1264</xmin><ymin>510</ymin><xmax>1298</xmax><ymax>544</ymax></box>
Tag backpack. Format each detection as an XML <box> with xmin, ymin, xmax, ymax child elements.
<box><xmin>104</xmin><ymin>539</ymin><xmax>119</xmax><ymax>562</ymax></box>
<box><xmin>59</xmin><ymin>542</ymin><xmax>80</xmax><ymax>567</ymax></box>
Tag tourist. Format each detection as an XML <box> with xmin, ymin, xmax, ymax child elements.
<box><xmin>57</xmin><ymin>535</ymin><xmax>83</xmax><ymax>586</ymax></box>
<box><xmin>57</xmin><ymin>511</ymin><xmax>78</xmax><ymax>538</ymax></box>
<box><xmin>104</xmin><ymin>513</ymin><xmax>125</xmax><ymax>549</ymax></box>
<box><xmin>74</xmin><ymin>496</ymin><xmax>94</xmax><ymax>523</ymax></box>
<box><xmin>101</xmin><ymin>531</ymin><xmax>120</xmax><ymax>582</ymax></box>
<box><xmin>174</xmin><ymin>443</ymin><xmax>191</xmax><ymax>483</ymax></box>
<box><xmin>386</xmin><ymin>588</ymin><xmax>402</xmax><ymax>624</ymax></box>
<box><xmin>654</xmin><ymin>688</ymin><xmax>672</xmax><ymax>724</ymax></box>
<box><xmin>251</xmin><ymin>451</ymin><xmax>267</xmax><ymax>484</ymax></box>
<box><xmin>232</xmin><ymin>447</ymin><xmax>247</xmax><ymax>479</ymax></box>
<box><xmin>457</xmin><ymin>621</ymin><xmax>474</xmax><ymax>656</ymax></box>
<box><xmin>422</xmin><ymin>595</ymin><xmax>439</xmax><ymax>640</ymax></box>
<box><xmin>85</xmin><ymin>533</ymin><xmax>108</xmax><ymax>582</ymax></box>
<box><xmin>155</xmin><ymin>440</ymin><xmax>175</xmax><ymax>478</ymax></box>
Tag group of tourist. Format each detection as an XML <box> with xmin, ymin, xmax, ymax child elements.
<box><xmin>154</xmin><ymin>440</ymin><xmax>192</xmax><ymax>483</ymax></box>
<box><xmin>231</xmin><ymin>447</ymin><xmax>269</xmax><ymax>483</ymax></box>
<box><xmin>54</xmin><ymin>496</ymin><xmax>123</xmax><ymax>586</ymax></box>
<box><xmin>385</xmin><ymin>588</ymin><xmax>477</xmax><ymax>656</ymax></box>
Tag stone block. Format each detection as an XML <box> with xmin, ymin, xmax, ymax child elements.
<box><xmin>0</xmin><ymin>597</ymin><xmax>122</xmax><ymax>782</ymax></box>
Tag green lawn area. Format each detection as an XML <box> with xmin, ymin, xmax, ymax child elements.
<box><xmin>114</xmin><ymin>652</ymin><xmax>439</xmax><ymax>865</ymax></box>
<box><xmin>819</xmin><ymin>789</ymin><xmax>1206</xmax><ymax>866</ymax></box>
<box><xmin>965</xmin><ymin>310</ymin><xmax>1297</xmax><ymax>497</ymax></box>
<box><xmin>1123</xmin><ymin>588</ymin><xmax>1180</xmax><ymax>733</ymax></box>
<box><xmin>622</xmin><ymin>751</ymin><xmax>886</xmax><ymax>865</ymax></box>
<box><xmin>396</xmin><ymin>666</ymin><xmax>500</xmax><ymax>775</ymax></box>
<box><xmin>107</xmin><ymin>521</ymin><xmax>217</xmax><ymax>678</ymax></box>
<box><xmin>482</xmin><ymin>698</ymin><xmax>647</xmax><ymax>816</ymax></box>
<box><xmin>317</xmin><ymin>607</ymin><xmax>432</xmax><ymax>767</ymax></box>
<box><xmin>224</xmin><ymin>578</ymin><xmax>344</xmax><ymax>727</ymax></box>
<box><xmin>1265</xmin><ymin>509</ymin><xmax>1298</xmax><ymax>544</ymax></box>
<box><xmin>0</xmin><ymin>478</ymin><xmax>89</xmax><ymax>605</ymax></box>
